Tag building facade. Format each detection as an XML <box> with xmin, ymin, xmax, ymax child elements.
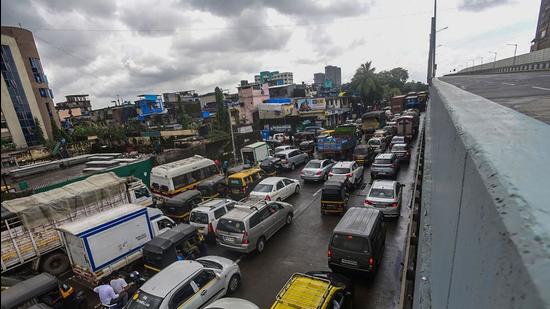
<box><xmin>1</xmin><ymin>26</ymin><xmax>60</xmax><ymax>148</ymax></box>
<box><xmin>531</xmin><ymin>0</ymin><xmax>550</xmax><ymax>51</ymax></box>
<box><xmin>324</xmin><ymin>65</ymin><xmax>342</xmax><ymax>88</ymax></box>
<box><xmin>56</xmin><ymin>94</ymin><xmax>92</xmax><ymax>125</ymax></box>
<box><xmin>313</xmin><ymin>72</ymin><xmax>325</xmax><ymax>87</ymax></box>
<box><xmin>254</xmin><ymin>71</ymin><xmax>293</xmax><ymax>86</ymax></box>
<box><xmin>236</xmin><ymin>81</ymin><xmax>270</xmax><ymax>125</ymax></box>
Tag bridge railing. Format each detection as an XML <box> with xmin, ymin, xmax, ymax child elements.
<box><xmin>457</xmin><ymin>47</ymin><xmax>550</xmax><ymax>74</ymax></box>
<box><xmin>413</xmin><ymin>78</ymin><xmax>550</xmax><ymax>308</ymax></box>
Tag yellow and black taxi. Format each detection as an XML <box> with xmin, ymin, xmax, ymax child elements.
<box><xmin>226</xmin><ymin>167</ymin><xmax>265</xmax><ymax>200</ymax></box>
<box><xmin>271</xmin><ymin>271</ymin><xmax>353</xmax><ymax>309</ymax></box>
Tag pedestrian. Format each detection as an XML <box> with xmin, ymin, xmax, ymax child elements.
<box><xmin>214</xmin><ymin>159</ymin><xmax>221</xmax><ymax>169</ymax></box>
<box><xmin>93</xmin><ymin>278</ymin><xmax>120</xmax><ymax>308</ymax></box>
<box><xmin>110</xmin><ymin>272</ymin><xmax>129</xmax><ymax>295</ymax></box>
<box><xmin>222</xmin><ymin>160</ymin><xmax>229</xmax><ymax>176</ymax></box>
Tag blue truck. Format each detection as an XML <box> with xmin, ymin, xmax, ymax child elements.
<box><xmin>317</xmin><ymin>126</ymin><xmax>357</xmax><ymax>160</ymax></box>
<box><xmin>405</xmin><ymin>95</ymin><xmax>421</xmax><ymax>110</ymax></box>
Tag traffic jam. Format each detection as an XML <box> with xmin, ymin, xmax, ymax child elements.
<box><xmin>1</xmin><ymin>95</ymin><xmax>426</xmax><ymax>309</ymax></box>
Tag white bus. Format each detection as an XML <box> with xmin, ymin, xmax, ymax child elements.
<box><xmin>150</xmin><ymin>155</ymin><xmax>220</xmax><ymax>197</ymax></box>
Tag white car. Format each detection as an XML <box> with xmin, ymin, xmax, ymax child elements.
<box><xmin>204</xmin><ymin>298</ymin><xmax>260</xmax><ymax>309</ymax></box>
<box><xmin>189</xmin><ymin>199</ymin><xmax>236</xmax><ymax>242</ymax></box>
<box><xmin>125</xmin><ymin>256</ymin><xmax>241</xmax><ymax>309</ymax></box>
<box><xmin>364</xmin><ymin>180</ymin><xmax>403</xmax><ymax>218</ymax></box>
<box><xmin>274</xmin><ymin>145</ymin><xmax>296</xmax><ymax>153</ymax></box>
<box><xmin>328</xmin><ymin>161</ymin><xmax>364</xmax><ymax>190</ymax></box>
<box><xmin>249</xmin><ymin>177</ymin><xmax>300</xmax><ymax>201</ymax></box>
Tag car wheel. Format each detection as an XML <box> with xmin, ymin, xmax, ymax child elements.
<box><xmin>227</xmin><ymin>274</ymin><xmax>241</xmax><ymax>295</ymax></box>
<box><xmin>323</xmin><ymin>173</ymin><xmax>328</xmax><ymax>181</ymax></box>
<box><xmin>291</xmin><ymin>163</ymin><xmax>296</xmax><ymax>171</ymax></box>
<box><xmin>257</xmin><ymin>237</ymin><xmax>266</xmax><ymax>253</ymax></box>
<box><xmin>285</xmin><ymin>214</ymin><xmax>293</xmax><ymax>225</ymax></box>
<box><xmin>295</xmin><ymin>185</ymin><xmax>300</xmax><ymax>194</ymax></box>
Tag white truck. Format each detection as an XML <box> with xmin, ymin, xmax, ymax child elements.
<box><xmin>241</xmin><ymin>141</ymin><xmax>272</xmax><ymax>165</ymax></box>
<box><xmin>57</xmin><ymin>204</ymin><xmax>174</xmax><ymax>285</ymax></box>
<box><xmin>1</xmin><ymin>172</ymin><xmax>156</xmax><ymax>276</ymax></box>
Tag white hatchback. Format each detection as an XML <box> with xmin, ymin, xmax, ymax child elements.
<box><xmin>249</xmin><ymin>177</ymin><xmax>300</xmax><ymax>201</ymax></box>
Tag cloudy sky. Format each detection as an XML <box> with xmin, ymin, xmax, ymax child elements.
<box><xmin>1</xmin><ymin>0</ymin><xmax>541</xmax><ymax>108</ymax></box>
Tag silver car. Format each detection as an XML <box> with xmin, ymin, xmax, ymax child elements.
<box><xmin>300</xmin><ymin>159</ymin><xmax>335</xmax><ymax>182</ymax></box>
<box><xmin>364</xmin><ymin>180</ymin><xmax>404</xmax><ymax>217</ymax></box>
<box><xmin>215</xmin><ymin>200</ymin><xmax>294</xmax><ymax>253</ymax></box>
<box><xmin>275</xmin><ymin>149</ymin><xmax>309</xmax><ymax>170</ymax></box>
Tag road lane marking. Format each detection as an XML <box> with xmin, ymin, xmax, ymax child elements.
<box><xmin>532</xmin><ymin>86</ymin><xmax>550</xmax><ymax>91</ymax></box>
<box><xmin>502</xmin><ymin>82</ymin><xmax>516</xmax><ymax>86</ymax></box>
<box><xmin>313</xmin><ymin>188</ymin><xmax>322</xmax><ymax>196</ymax></box>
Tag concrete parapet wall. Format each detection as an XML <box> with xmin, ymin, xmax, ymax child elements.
<box><xmin>458</xmin><ymin>47</ymin><xmax>550</xmax><ymax>74</ymax></box>
<box><xmin>414</xmin><ymin>78</ymin><xmax>549</xmax><ymax>308</ymax></box>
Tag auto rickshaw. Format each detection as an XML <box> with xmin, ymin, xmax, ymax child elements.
<box><xmin>353</xmin><ymin>144</ymin><xmax>375</xmax><ymax>166</ymax></box>
<box><xmin>160</xmin><ymin>190</ymin><xmax>203</xmax><ymax>223</ymax></box>
<box><xmin>197</xmin><ymin>174</ymin><xmax>226</xmax><ymax>199</ymax></box>
<box><xmin>0</xmin><ymin>273</ymin><xmax>87</xmax><ymax>309</ymax></box>
<box><xmin>320</xmin><ymin>180</ymin><xmax>349</xmax><ymax>215</ymax></box>
<box><xmin>259</xmin><ymin>156</ymin><xmax>283</xmax><ymax>176</ymax></box>
<box><xmin>299</xmin><ymin>140</ymin><xmax>315</xmax><ymax>158</ymax></box>
<box><xmin>142</xmin><ymin>223</ymin><xmax>206</xmax><ymax>274</ymax></box>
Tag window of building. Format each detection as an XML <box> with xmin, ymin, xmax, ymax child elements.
<box><xmin>39</xmin><ymin>88</ymin><xmax>48</xmax><ymax>97</ymax></box>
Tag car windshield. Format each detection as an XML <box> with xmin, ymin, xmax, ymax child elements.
<box><xmin>354</xmin><ymin>147</ymin><xmax>369</xmax><ymax>155</ymax></box>
<box><xmin>369</xmin><ymin>188</ymin><xmax>395</xmax><ymax>198</ymax></box>
<box><xmin>274</xmin><ymin>153</ymin><xmax>287</xmax><ymax>159</ymax></box>
<box><xmin>368</xmin><ymin>140</ymin><xmax>380</xmax><ymax>146</ymax></box>
<box><xmin>254</xmin><ymin>184</ymin><xmax>273</xmax><ymax>192</ymax></box>
<box><xmin>228</xmin><ymin>178</ymin><xmax>243</xmax><ymax>186</ymax></box>
<box><xmin>197</xmin><ymin>259</ymin><xmax>223</xmax><ymax>270</ymax></box>
<box><xmin>332</xmin><ymin>167</ymin><xmax>350</xmax><ymax>174</ymax></box>
<box><xmin>189</xmin><ymin>212</ymin><xmax>208</xmax><ymax>224</ymax></box>
<box><xmin>392</xmin><ymin>145</ymin><xmax>406</xmax><ymax>152</ymax></box>
<box><xmin>217</xmin><ymin>219</ymin><xmax>245</xmax><ymax>233</ymax></box>
<box><xmin>125</xmin><ymin>290</ymin><xmax>163</xmax><ymax>309</ymax></box>
<box><xmin>331</xmin><ymin>234</ymin><xmax>369</xmax><ymax>253</ymax></box>
<box><xmin>306</xmin><ymin>162</ymin><xmax>321</xmax><ymax>169</ymax></box>
<box><xmin>393</xmin><ymin>137</ymin><xmax>404</xmax><ymax>143</ymax></box>
<box><xmin>374</xmin><ymin>158</ymin><xmax>392</xmax><ymax>164</ymax></box>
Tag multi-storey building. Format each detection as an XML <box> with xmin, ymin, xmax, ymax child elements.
<box><xmin>1</xmin><ymin>26</ymin><xmax>60</xmax><ymax>148</ymax></box>
<box><xmin>324</xmin><ymin>65</ymin><xmax>342</xmax><ymax>88</ymax></box>
<box><xmin>254</xmin><ymin>71</ymin><xmax>293</xmax><ymax>86</ymax></box>
<box><xmin>531</xmin><ymin>0</ymin><xmax>550</xmax><ymax>51</ymax></box>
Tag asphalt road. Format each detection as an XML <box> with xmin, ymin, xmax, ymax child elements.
<box><xmin>440</xmin><ymin>72</ymin><xmax>550</xmax><ymax>124</ymax></box>
<box><xmin>205</xmin><ymin>124</ymin><xmax>423</xmax><ymax>308</ymax></box>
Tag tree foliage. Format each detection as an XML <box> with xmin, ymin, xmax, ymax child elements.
<box><xmin>351</xmin><ymin>61</ymin><xmax>382</xmax><ymax>106</ymax></box>
<box><xmin>214</xmin><ymin>86</ymin><xmax>230</xmax><ymax>131</ymax></box>
<box><xmin>176</xmin><ymin>97</ymin><xmax>192</xmax><ymax>129</ymax></box>
<box><xmin>32</xmin><ymin>118</ymin><xmax>46</xmax><ymax>145</ymax></box>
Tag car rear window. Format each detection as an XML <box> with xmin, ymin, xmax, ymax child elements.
<box><xmin>228</xmin><ymin>178</ymin><xmax>243</xmax><ymax>186</ymax></box>
<box><xmin>331</xmin><ymin>167</ymin><xmax>350</xmax><ymax>174</ymax></box>
<box><xmin>275</xmin><ymin>153</ymin><xmax>286</xmax><ymax>159</ymax></box>
<box><xmin>217</xmin><ymin>219</ymin><xmax>245</xmax><ymax>233</ymax></box>
<box><xmin>354</xmin><ymin>147</ymin><xmax>369</xmax><ymax>155</ymax></box>
<box><xmin>368</xmin><ymin>139</ymin><xmax>380</xmax><ymax>146</ymax></box>
<box><xmin>126</xmin><ymin>290</ymin><xmax>163</xmax><ymax>309</ymax></box>
<box><xmin>374</xmin><ymin>159</ymin><xmax>392</xmax><ymax>164</ymax></box>
<box><xmin>306</xmin><ymin>162</ymin><xmax>321</xmax><ymax>169</ymax></box>
<box><xmin>392</xmin><ymin>145</ymin><xmax>406</xmax><ymax>152</ymax></box>
<box><xmin>189</xmin><ymin>212</ymin><xmax>209</xmax><ymax>224</ymax></box>
<box><xmin>369</xmin><ymin>188</ymin><xmax>395</xmax><ymax>198</ymax></box>
<box><xmin>254</xmin><ymin>184</ymin><xmax>273</xmax><ymax>192</ymax></box>
<box><xmin>331</xmin><ymin>234</ymin><xmax>369</xmax><ymax>253</ymax></box>
<box><xmin>322</xmin><ymin>189</ymin><xmax>342</xmax><ymax>201</ymax></box>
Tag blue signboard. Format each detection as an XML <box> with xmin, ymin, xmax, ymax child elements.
<box><xmin>202</xmin><ymin>111</ymin><xmax>210</xmax><ymax>119</ymax></box>
<box><xmin>261</xmin><ymin>129</ymin><xmax>270</xmax><ymax>141</ymax></box>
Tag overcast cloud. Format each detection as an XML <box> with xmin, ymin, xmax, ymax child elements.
<box><xmin>0</xmin><ymin>0</ymin><xmax>540</xmax><ymax>108</ymax></box>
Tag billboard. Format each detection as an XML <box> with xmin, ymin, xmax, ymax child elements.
<box><xmin>295</xmin><ymin>98</ymin><xmax>326</xmax><ymax>113</ymax></box>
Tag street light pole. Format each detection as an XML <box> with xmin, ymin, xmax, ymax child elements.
<box><xmin>489</xmin><ymin>51</ymin><xmax>497</xmax><ymax>69</ymax></box>
<box><xmin>507</xmin><ymin>43</ymin><xmax>518</xmax><ymax>65</ymax></box>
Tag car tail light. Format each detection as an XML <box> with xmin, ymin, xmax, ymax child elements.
<box><xmin>241</xmin><ymin>187</ymin><xmax>246</xmax><ymax>193</ymax></box>
<box><xmin>328</xmin><ymin>248</ymin><xmax>332</xmax><ymax>258</ymax></box>
<box><xmin>316</xmin><ymin>170</ymin><xmax>322</xmax><ymax>176</ymax></box>
<box><xmin>365</xmin><ymin>200</ymin><xmax>373</xmax><ymax>205</ymax></box>
<box><xmin>242</xmin><ymin>232</ymin><xmax>249</xmax><ymax>244</ymax></box>
<box><xmin>392</xmin><ymin>163</ymin><xmax>397</xmax><ymax>168</ymax></box>
<box><xmin>346</xmin><ymin>173</ymin><xmax>352</xmax><ymax>177</ymax></box>
<box><xmin>300</xmin><ymin>170</ymin><xmax>304</xmax><ymax>175</ymax></box>
<box><xmin>265</xmin><ymin>195</ymin><xmax>271</xmax><ymax>201</ymax></box>
<box><xmin>328</xmin><ymin>172</ymin><xmax>333</xmax><ymax>176</ymax></box>
<box><xmin>208</xmin><ymin>223</ymin><xmax>214</xmax><ymax>233</ymax></box>
<box><xmin>369</xmin><ymin>257</ymin><xmax>375</xmax><ymax>266</ymax></box>
<box><xmin>391</xmin><ymin>202</ymin><xmax>398</xmax><ymax>207</ymax></box>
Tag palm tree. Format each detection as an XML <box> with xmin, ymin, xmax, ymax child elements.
<box><xmin>351</xmin><ymin>61</ymin><xmax>382</xmax><ymax>106</ymax></box>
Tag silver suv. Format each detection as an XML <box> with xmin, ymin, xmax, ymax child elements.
<box><xmin>189</xmin><ymin>199</ymin><xmax>236</xmax><ymax>242</ymax></box>
<box><xmin>370</xmin><ymin>153</ymin><xmax>400</xmax><ymax>180</ymax></box>
<box><xmin>215</xmin><ymin>200</ymin><xmax>294</xmax><ymax>253</ymax></box>
<box><xmin>275</xmin><ymin>149</ymin><xmax>309</xmax><ymax>171</ymax></box>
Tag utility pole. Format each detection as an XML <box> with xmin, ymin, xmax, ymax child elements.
<box><xmin>489</xmin><ymin>51</ymin><xmax>497</xmax><ymax>70</ymax></box>
<box><xmin>228</xmin><ymin>105</ymin><xmax>237</xmax><ymax>163</ymax></box>
<box><xmin>507</xmin><ymin>43</ymin><xmax>518</xmax><ymax>65</ymax></box>
<box><xmin>427</xmin><ymin>0</ymin><xmax>437</xmax><ymax>84</ymax></box>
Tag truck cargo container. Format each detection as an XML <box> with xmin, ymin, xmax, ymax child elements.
<box><xmin>317</xmin><ymin>126</ymin><xmax>357</xmax><ymax>160</ymax></box>
<box><xmin>405</xmin><ymin>95</ymin><xmax>421</xmax><ymax>110</ymax></box>
<box><xmin>361</xmin><ymin>111</ymin><xmax>387</xmax><ymax>141</ymax></box>
<box><xmin>1</xmin><ymin>173</ymin><xmax>154</xmax><ymax>276</ymax></box>
<box><xmin>241</xmin><ymin>142</ymin><xmax>272</xmax><ymax>165</ymax></box>
<box><xmin>390</xmin><ymin>95</ymin><xmax>406</xmax><ymax>113</ymax></box>
<box><xmin>57</xmin><ymin>204</ymin><xmax>173</xmax><ymax>285</ymax></box>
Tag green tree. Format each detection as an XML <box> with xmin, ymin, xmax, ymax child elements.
<box><xmin>32</xmin><ymin>118</ymin><xmax>46</xmax><ymax>145</ymax></box>
<box><xmin>176</xmin><ymin>97</ymin><xmax>192</xmax><ymax>129</ymax></box>
<box><xmin>402</xmin><ymin>81</ymin><xmax>428</xmax><ymax>93</ymax></box>
<box><xmin>214</xmin><ymin>86</ymin><xmax>230</xmax><ymax>131</ymax></box>
<box><xmin>50</xmin><ymin>118</ymin><xmax>70</xmax><ymax>142</ymax></box>
<box><xmin>351</xmin><ymin>61</ymin><xmax>383</xmax><ymax>106</ymax></box>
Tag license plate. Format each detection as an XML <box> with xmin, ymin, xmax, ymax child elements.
<box><xmin>223</xmin><ymin>236</ymin><xmax>234</xmax><ymax>242</ymax></box>
<box><xmin>232</xmin><ymin>189</ymin><xmax>240</xmax><ymax>193</ymax></box>
<box><xmin>341</xmin><ymin>258</ymin><xmax>358</xmax><ymax>266</ymax></box>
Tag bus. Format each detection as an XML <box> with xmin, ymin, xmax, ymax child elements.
<box><xmin>150</xmin><ymin>155</ymin><xmax>220</xmax><ymax>197</ymax></box>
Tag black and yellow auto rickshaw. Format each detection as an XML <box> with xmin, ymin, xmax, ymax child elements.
<box><xmin>226</xmin><ymin>167</ymin><xmax>265</xmax><ymax>200</ymax></box>
<box><xmin>320</xmin><ymin>180</ymin><xmax>349</xmax><ymax>215</ymax></box>
<box><xmin>259</xmin><ymin>156</ymin><xmax>283</xmax><ymax>176</ymax></box>
<box><xmin>197</xmin><ymin>174</ymin><xmax>226</xmax><ymax>199</ymax></box>
<box><xmin>299</xmin><ymin>140</ymin><xmax>315</xmax><ymax>158</ymax></box>
<box><xmin>0</xmin><ymin>273</ymin><xmax>87</xmax><ymax>309</ymax></box>
<box><xmin>159</xmin><ymin>190</ymin><xmax>203</xmax><ymax>223</ymax></box>
<box><xmin>353</xmin><ymin>144</ymin><xmax>375</xmax><ymax>166</ymax></box>
<box><xmin>143</xmin><ymin>223</ymin><xmax>206</xmax><ymax>274</ymax></box>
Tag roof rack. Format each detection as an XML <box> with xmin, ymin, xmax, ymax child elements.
<box><xmin>274</xmin><ymin>273</ymin><xmax>332</xmax><ymax>309</ymax></box>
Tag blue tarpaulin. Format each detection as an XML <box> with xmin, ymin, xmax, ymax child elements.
<box><xmin>265</xmin><ymin>98</ymin><xmax>292</xmax><ymax>103</ymax></box>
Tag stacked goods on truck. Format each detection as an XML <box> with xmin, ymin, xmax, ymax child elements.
<box><xmin>396</xmin><ymin>112</ymin><xmax>419</xmax><ymax>141</ymax></box>
<box><xmin>1</xmin><ymin>173</ymin><xmax>154</xmax><ymax>276</ymax></box>
<box><xmin>390</xmin><ymin>95</ymin><xmax>406</xmax><ymax>113</ymax></box>
<box><xmin>57</xmin><ymin>204</ymin><xmax>174</xmax><ymax>285</ymax></box>
<box><xmin>317</xmin><ymin>126</ymin><xmax>357</xmax><ymax>160</ymax></box>
<box><xmin>417</xmin><ymin>91</ymin><xmax>428</xmax><ymax>111</ymax></box>
<box><xmin>361</xmin><ymin>111</ymin><xmax>386</xmax><ymax>140</ymax></box>
<box><xmin>241</xmin><ymin>142</ymin><xmax>272</xmax><ymax>165</ymax></box>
